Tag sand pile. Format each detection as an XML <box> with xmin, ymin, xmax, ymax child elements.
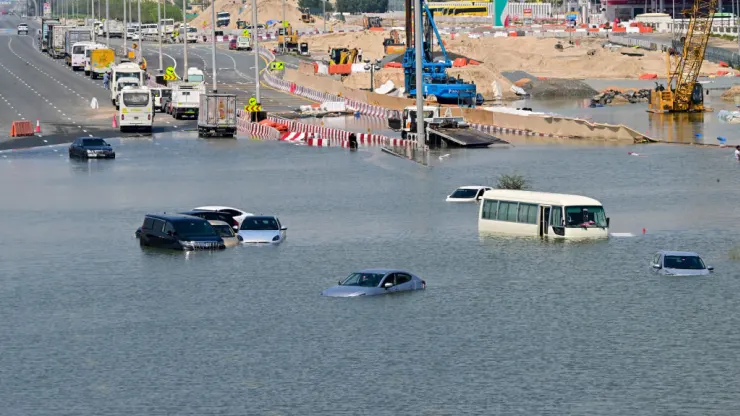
<box><xmin>721</xmin><ymin>85</ymin><xmax>740</xmax><ymax>102</ymax></box>
<box><xmin>299</xmin><ymin>31</ymin><xmax>389</xmax><ymax>61</ymax></box>
<box><xmin>190</xmin><ymin>0</ymin><xmax>331</xmax><ymax>30</ymax></box>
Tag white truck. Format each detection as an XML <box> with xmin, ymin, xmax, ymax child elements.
<box><xmin>236</xmin><ymin>36</ymin><xmax>251</xmax><ymax>51</ymax></box>
<box><xmin>101</xmin><ymin>20</ymin><xmax>124</xmax><ymax>38</ymax></box>
<box><xmin>110</xmin><ymin>62</ymin><xmax>144</xmax><ymax>107</ymax></box>
<box><xmin>198</xmin><ymin>93</ymin><xmax>237</xmax><ymax>137</ymax></box>
<box><xmin>170</xmin><ymin>79</ymin><xmax>205</xmax><ymax>119</ymax></box>
<box><xmin>50</xmin><ymin>25</ymin><xmax>73</xmax><ymax>58</ymax></box>
<box><xmin>64</xmin><ymin>27</ymin><xmax>93</xmax><ymax>66</ymax></box>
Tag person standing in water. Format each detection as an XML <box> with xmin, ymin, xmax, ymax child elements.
<box><xmin>735</xmin><ymin>145</ymin><xmax>740</xmax><ymax>162</ymax></box>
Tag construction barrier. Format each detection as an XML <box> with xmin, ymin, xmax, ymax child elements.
<box><xmin>328</xmin><ymin>64</ymin><xmax>352</xmax><ymax>75</ymax></box>
<box><xmin>235</xmin><ymin>110</ymin><xmax>281</xmax><ymax>140</ymax></box>
<box><xmin>10</xmin><ymin>120</ymin><xmax>34</xmax><ymax>137</ymax></box>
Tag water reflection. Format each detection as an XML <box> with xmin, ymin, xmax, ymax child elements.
<box><xmin>68</xmin><ymin>158</ymin><xmax>116</xmax><ymax>174</ymax></box>
<box><xmin>648</xmin><ymin>112</ymin><xmax>706</xmax><ymax>144</ymax></box>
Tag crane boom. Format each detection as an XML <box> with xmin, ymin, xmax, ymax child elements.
<box><xmin>649</xmin><ymin>0</ymin><xmax>716</xmax><ymax>113</ymax></box>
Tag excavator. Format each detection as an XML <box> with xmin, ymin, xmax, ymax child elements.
<box><xmin>300</xmin><ymin>8</ymin><xmax>315</xmax><ymax>23</ymax></box>
<box><xmin>383</xmin><ymin>29</ymin><xmax>405</xmax><ymax>54</ymax></box>
<box><xmin>363</xmin><ymin>16</ymin><xmax>382</xmax><ymax>29</ymax></box>
<box><xmin>649</xmin><ymin>0</ymin><xmax>716</xmax><ymax>113</ymax></box>
<box><xmin>329</xmin><ymin>48</ymin><xmax>358</xmax><ymax>65</ymax></box>
<box><xmin>273</xmin><ymin>21</ymin><xmax>300</xmax><ymax>53</ymax></box>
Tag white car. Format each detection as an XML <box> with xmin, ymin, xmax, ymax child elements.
<box><xmin>446</xmin><ymin>186</ymin><xmax>492</xmax><ymax>202</ymax></box>
<box><xmin>17</xmin><ymin>24</ymin><xmax>28</xmax><ymax>35</ymax></box>
<box><xmin>208</xmin><ymin>220</ymin><xmax>243</xmax><ymax>248</ymax></box>
<box><xmin>238</xmin><ymin>215</ymin><xmax>287</xmax><ymax>244</ymax></box>
<box><xmin>193</xmin><ymin>206</ymin><xmax>252</xmax><ymax>228</ymax></box>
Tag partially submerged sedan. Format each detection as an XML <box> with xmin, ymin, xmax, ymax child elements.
<box><xmin>321</xmin><ymin>269</ymin><xmax>426</xmax><ymax>297</ymax></box>
<box><xmin>446</xmin><ymin>186</ymin><xmax>491</xmax><ymax>202</ymax></box>
<box><xmin>208</xmin><ymin>220</ymin><xmax>243</xmax><ymax>247</ymax></box>
<box><xmin>651</xmin><ymin>251</ymin><xmax>714</xmax><ymax>276</ymax></box>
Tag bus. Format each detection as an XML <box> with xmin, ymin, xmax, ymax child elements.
<box><xmin>478</xmin><ymin>190</ymin><xmax>609</xmax><ymax>239</ymax></box>
<box><xmin>428</xmin><ymin>4</ymin><xmax>489</xmax><ymax>16</ymax></box>
<box><xmin>160</xmin><ymin>18</ymin><xmax>175</xmax><ymax>35</ymax></box>
<box><xmin>216</xmin><ymin>11</ymin><xmax>230</xmax><ymax>27</ymax></box>
<box><xmin>142</xmin><ymin>23</ymin><xmax>158</xmax><ymax>36</ymax></box>
<box><xmin>118</xmin><ymin>86</ymin><xmax>154</xmax><ymax>132</ymax></box>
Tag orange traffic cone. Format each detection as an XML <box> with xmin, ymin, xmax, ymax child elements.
<box><xmin>35</xmin><ymin>119</ymin><xmax>40</xmax><ymax>134</ymax></box>
<box><xmin>112</xmin><ymin>115</ymin><xmax>117</xmax><ymax>128</ymax></box>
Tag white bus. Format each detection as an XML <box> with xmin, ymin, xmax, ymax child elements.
<box><xmin>111</xmin><ymin>62</ymin><xmax>144</xmax><ymax>106</ymax></box>
<box><xmin>160</xmin><ymin>18</ymin><xmax>175</xmax><ymax>35</ymax></box>
<box><xmin>118</xmin><ymin>86</ymin><xmax>153</xmax><ymax>132</ymax></box>
<box><xmin>70</xmin><ymin>41</ymin><xmax>95</xmax><ymax>71</ymax></box>
<box><xmin>478</xmin><ymin>190</ymin><xmax>609</xmax><ymax>239</ymax></box>
<box><xmin>142</xmin><ymin>23</ymin><xmax>158</xmax><ymax>36</ymax></box>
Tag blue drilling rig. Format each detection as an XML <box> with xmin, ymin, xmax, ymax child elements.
<box><xmin>402</xmin><ymin>0</ymin><xmax>483</xmax><ymax>107</ymax></box>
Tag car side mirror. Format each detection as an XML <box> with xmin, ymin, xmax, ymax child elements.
<box><xmin>280</xmin><ymin>226</ymin><xmax>287</xmax><ymax>231</ymax></box>
<box><xmin>338</xmin><ymin>280</ymin><xmax>342</xmax><ymax>285</ymax></box>
<box><xmin>652</xmin><ymin>264</ymin><xmax>661</xmax><ymax>269</ymax></box>
<box><xmin>606</xmin><ymin>217</ymin><xmax>610</xmax><ymax>227</ymax></box>
<box><xmin>708</xmin><ymin>266</ymin><xmax>714</xmax><ymax>272</ymax></box>
<box><xmin>237</xmin><ymin>234</ymin><xmax>243</xmax><ymax>242</ymax></box>
<box><xmin>384</xmin><ymin>282</ymin><xmax>393</xmax><ymax>289</ymax></box>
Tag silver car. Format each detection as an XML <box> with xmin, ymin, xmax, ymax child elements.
<box><xmin>321</xmin><ymin>269</ymin><xmax>426</xmax><ymax>297</ymax></box>
<box><xmin>651</xmin><ymin>251</ymin><xmax>714</xmax><ymax>276</ymax></box>
<box><xmin>208</xmin><ymin>220</ymin><xmax>242</xmax><ymax>247</ymax></box>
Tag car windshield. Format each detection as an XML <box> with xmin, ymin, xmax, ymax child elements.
<box><xmin>450</xmin><ymin>188</ymin><xmax>479</xmax><ymax>198</ymax></box>
<box><xmin>240</xmin><ymin>217</ymin><xmax>279</xmax><ymax>231</ymax></box>
<box><xmin>664</xmin><ymin>255</ymin><xmax>706</xmax><ymax>270</ymax></box>
<box><xmin>82</xmin><ymin>138</ymin><xmax>107</xmax><ymax>146</ymax></box>
<box><xmin>161</xmin><ymin>89</ymin><xmax>172</xmax><ymax>98</ymax></box>
<box><xmin>212</xmin><ymin>224</ymin><xmax>235</xmax><ymax>237</ymax></box>
<box><xmin>341</xmin><ymin>272</ymin><xmax>385</xmax><ymax>287</ymax></box>
<box><xmin>73</xmin><ymin>45</ymin><xmax>86</xmax><ymax>53</ymax></box>
<box><xmin>564</xmin><ymin>206</ymin><xmax>607</xmax><ymax>228</ymax></box>
<box><xmin>173</xmin><ymin>220</ymin><xmax>218</xmax><ymax>238</ymax></box>
<box><xmin>117</xmin><ymin>72</ymin><xmax>139</xmax><ymax>80</ymax></box>
<box><xmin>123</xmin><ymin>92</ymin><xmax>149</xmax><ymax>107</ymax></box>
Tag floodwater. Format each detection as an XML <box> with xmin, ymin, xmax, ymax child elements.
<box><xmin>2</xmin><ymin>135</ymin><xmax>740</xmax><ymax>415</ymax></box>
<box><xmin>515</xmin><ymin>78</ymin><xmax>740</xmax><ymax>146</ymax></box>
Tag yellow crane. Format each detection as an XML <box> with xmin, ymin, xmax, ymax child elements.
<box><xmin>649</xmin><ymin>0</ymin><xmax>716</xmax><ymax>113</ymax></box>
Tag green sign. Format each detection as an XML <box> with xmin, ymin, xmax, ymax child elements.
<box><xmin>270</xmin><ymin>61</ymin><xmax>285</xmax><ymax>71</ymax></box>
<box><xmin>241</xmin><ymin>29</ymin><xmax>250</xmax><ymax>37</ymax></box>
<box><xmin>248</xmin><ymin>97</ymin><xmax>257</xmax><ymax>106</ymax></box>
<box><xmin>282</xmin><ymin>20</ymin><xmax>289</xmax><ymax>28</ymax></box>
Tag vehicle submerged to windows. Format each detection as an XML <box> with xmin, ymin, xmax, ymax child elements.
<box><xmin>446</xmin><ymin>186</ymin><xmax>491</xmax><ymax>202</ymax></box>
<box><xmin>321</xmin><ymin>269</ymin><xmax>426</xmax><ymax>297</ymax></box>
<box><xmin>68</xmin><ymin>137</ymin><xmax>115</xmax><ymax>159</ymax></box>
<box><xmin>138</xmin><ymin>214</ymin><xmax>226</xmax><ymax>250</ymax></box>
<box><xmin>478</xmin><ymin>190</ymin><xmax>609</xmax><ymax>239</ymax></box>
<box><xmin>238</xmin><ymin>216</ymin><xmax>287</xmax><ymax>244</ymax></box>
<box><xmin>651</xmin><ymin>251</ymin><xmax>713</xmax><ymax>276</ymax></box>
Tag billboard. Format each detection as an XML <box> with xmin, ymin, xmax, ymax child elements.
<box><xmin>43</xmin><ymin>2</ymin><xmax>50</xmax><ymax>17</ymax></box>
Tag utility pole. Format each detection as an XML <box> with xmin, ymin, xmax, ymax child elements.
<box><xmin>414</xmin><ymin>0</ymin><xmax>424</xmax><ymax>148</ymax></box>
<box><xmin>122</xmin><ymin>0</ymin><xmax>126</xmax><ymax>54</ymax></box>
<box><xmin>281</xmin><ymin>0</ymin><xmax>285</xmax><ymax>51</ymax></box>
<box><xmin>322</xmin><ymin>0</ymin><xmax>325</xmax><ymax>32</ymax></box>
<box><xmin>104</xmin><ymin>0</ymin><xmax>108</xmax><ymax>46</ymax></box>
<box><xmin>252</xmin><ymin>0</ymin><xmax>259</xmax><ymax>103</ymax></box>
<box><xmin>157</xmin><ymin>0</ymin><xmax>163</xmax><ymax>73</ymax></box>
<box><xmin>210</xmin><ymin>0</ymin><xmax>216</xmax><ymax>92</ymax></box>
<box><xmin>136</xmin><ymin>0</ymin><xmax>141</xmax><ymax>63</ymax></box>
<box><xmin>182</xmin><ymin>0</ymin><xmax>187</xmax><ymax>80</ymax></box>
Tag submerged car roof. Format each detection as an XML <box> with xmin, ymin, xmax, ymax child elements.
<box><xmin>146</xmin><ymin>213</ymin><xmax>208</xmax><ymax>222</ymax></box>
<box><xmin>659</xmin><ymin>250</ymin><xmax>701</xmax><ymax>257</ymax></box>
<box><xmin>357</xmin><ymin>268</ymin><xmax>409</xmax><ymax>275</ymax></box>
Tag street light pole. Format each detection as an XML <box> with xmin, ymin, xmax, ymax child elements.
<box><xmin>210</xmin><ymin>0</ymin><xmax>217</xmax><ymax>92</ymax></box>
<box><xmin>282</xmin><ymin>0</ymin><xmax>285</xmax><ymax>52</ymax></box>
<box><xmin>157</xmin><ymin>0</ymin><xmax>163</xmax><ymax>73</ymax></box>
<box><xmin>322</xmin><ymin>0</ymin><xmax>326</xmax><ymax>32</ymax></box>
<box><xmin>122</xmin><ymin>0</ymin><xmax>126</xmax><ymax>53</ymax></box>
<box><xmin>104</xmin><ymin>0</ymin><xmax>108</xmax><ymax>46</ymax></box>
<box><xmin>136</xmin><ymin>0</ymin><xmax>141</xmax><ymax>63</ymax></box>
<box><xmin>414</xmin><ymin>0</ymin><xmax>424</xmax><ymax>148</ymax></box>
<box><xmin>182</xmin><ymin>0</ymin><xmax>188</xmax><ymax>80</ymax></box>
<box><xmin>252</xmin><ymin>0</ymin><xmax>259</xmax><ymax>103</ymax></box>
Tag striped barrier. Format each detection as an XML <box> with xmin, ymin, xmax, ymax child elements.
<box><xmin>235</xmin><ymin>110</ymin><xmax>281</xmax><ymax>140</ymax></box>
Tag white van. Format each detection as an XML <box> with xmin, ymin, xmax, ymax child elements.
<box><xmin>71</xmin><ymin>41</ymin><xmax>95</xmax><ymax>70</ymax></box>
<box><xmin>478</xmin><ymin>190</ymin><xmax>609</xmax><ymax>239</ymax></box>
<box><xmin>151</xmin><ymin>87</ymin><xmax>172</xmax><ymax>111</ymax></box>
<box><xmin>118</xmin><ymin>86</ymin><xmax>153</xmax><ymax>132</ymax></box>
<box><xmin>111</xmin><ymin>62</ymin><xmax>144</xmax><ymax>106</ymax></box>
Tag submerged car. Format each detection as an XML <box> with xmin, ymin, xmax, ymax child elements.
<box><xmin>208</xmin><ymin>220</ymin><xmax>242</xmax><ymax>247</ymax></box>
<box><xmin>321</xmin><ymin>269</ymin><xmax>426</xmax><ymax>297</ymax></box>
<box><xmin>651</xmin><ymin>251</ymin><xmax>713</xmax><ymax>276</ymax></box>
<box><xmin>68</xmin><ymin>137</ymin><xmax>115</xmax><ymax>159</ymax></box>
<box><xmin>193</xmin><ymin>206</ymin><xmax>253</xmax><ymax>228</ymax></box>
<box><xmin>237</xmin><ymin>215</ymin><xmax>286</xmax><ymax>244</ymax></box>
<box><xmin>138</xmin><ymin>214</ymin><xmax>226</xmax><ymax>250</ymax></box>
<box><xmin>446</xmin><ymin>186</ymin><xmax>491</xmax><ymax>202</ymax></box>
<box><xmin>179</xmin><ymin>210</ymin><xmax>240</xmax><ymax>231</ymax></box>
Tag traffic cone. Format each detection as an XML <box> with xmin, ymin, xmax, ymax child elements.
<box><xmin>35</xmin><ymin>119</ymin><xmax>40</xmax><ymax>134</ymax></box>
<box><xmin>112</xmin><ymin>115</ymin><xmax>117</xmax><ymax>128</ymax></box>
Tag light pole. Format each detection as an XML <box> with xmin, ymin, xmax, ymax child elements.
<box><xmin>252</xmin><ymin>0</ymin><xmax>259</xmax><ymax>103</ymax></box>
<box><xmin>182</xmin><ymin>0</ymin><xmax>187</xmax><ymax>80</ymax></box>
<box><xmin>157</xmin><ymin>0</ymin><xmax>162</xmax><ymax>73</ymax></box>
<box><xmin>282</xmin><ymin>0</ymin><xmax>285</xmax><ymax>52</ymax></box>
<box><xmin>122</xmin><ymin>0</ymin><xmax>126</xmax><ymax>54</ymax></box>
<box><xmin>414</xmin><ymin>0</ymin><xmax>424</xmax><ymax>148</ymax></box>
<box><xmin>104</xmin><ymin>0</ymin><xmax>108</xmax><ymax>46</ymax></box>
<box><xmin>364</xmin><ymin>59</ymin><xmax>380</xmax><ymax>91</ymax></box>
<box><xmin>322</xmin><ymin>0</ymin><xmax>326</xmax><ymax>32</ymax></box>
<box><xmin>136</xmin><ymin>0</ymin><xmax>141</xmax><ymax>64</ymax></box>
<box><xmin>210</xmin><ymin>0</ymin><xmax>217</xmax><ymax>92</ymax></box>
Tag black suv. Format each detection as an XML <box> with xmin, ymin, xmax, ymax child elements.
<box><xmin>180</xmin><ymin>210</ymin><xmax>240</xmax><ymax>230</ymax></box>
<box><xmin>137</xmin><ymin>214</ymin><xmax>226</xmax><ymax>250</ymax></box>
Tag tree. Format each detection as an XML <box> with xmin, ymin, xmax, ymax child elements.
<box><xmin>336</xmin><ymin>0</ymin><xmax>387</xmax><ymax>13</ymax></box>
<box><xmin>299</xmin><ymin>0</ymin><xmax>334</xmax><ymax>14</ymax></box>
<box><xmin>495</xmin><ymin>174</ymin><xmax>531</xmax><ymax>190</ymax></box>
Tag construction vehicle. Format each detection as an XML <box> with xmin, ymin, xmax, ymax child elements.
<box><xmin>383</xmin><ymin>29</ymin><xmax>405</xmax><ymax>54</ymax></box>
<box><xmin>275</xmin><ymin>22</ymin><xmax>300</xmax><ymax>53</ymax></box>
<box><xmin>301</xmin><ymin>8</ymin><xmax>315</xmax><ymax>23</ymax></box>
<box><xmin>329</xmin><ymin>48</ymin><xmax>358</xmax><ymax>65</ymax></box>
<box><xmin>402</xmin><ymin>0</ymin><xmax>482</xmax><ymax>106</ymax></box>
<box><xmin>363</xmin><ymin>16</ymin><xmax>382</xmax><ymax>29</ymax></box>
<box><xmin>236</xmin><ymin>19</ymin><xmax>248</xmax><ymax>29</ymax></box>
<box><xmin>649</xmin><ymin>0</ymin><xmax>716</xmax><ymax>113</ymax></box>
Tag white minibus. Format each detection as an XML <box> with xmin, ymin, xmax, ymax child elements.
<box><xmin>118</xmin><ymin>86</ymin><xmax>154</xmax><ymax>133</ymax></box>
<box><xmin>478</xmin><ymin>190</ymin><xmax>609</xmax><ymax>239</ymax></box>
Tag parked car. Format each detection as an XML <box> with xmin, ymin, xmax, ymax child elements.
<box><xmin>68</xmin><ymin>137</ymin><xmax>115</xmax><ymax>159</ymax></box>
<box><xmin>651</xmin><ymin>251</ymin><xmax>713</xmax><ymax>276</ymax></box>
<box><xmin>179</xmin><ymin>210</ymin><xmax>240</xmax><ymax>230</ymax></box>
<box><xmin>237</xmin><ymin>215</ymin><xmax>286</xmax><ymax>244</ymax></box>
<box><xmin>17</xmin><ymin>24</ymin><xmax>28</xmax><ymax>35</ymax></box>
<box><xmin>321</xmin><ymin>269</ymin><xmax>426</xmax><ymax>297</ymax></box>
<box><xmin>208</xmin><ymin>220</ymin><xmax>242</xmax><ymax>247</ymax></box>
<box><xmin>228</xmin><ymin>38</ymin><xmax>237</xmax><ymax>50</ymax></box>
<box><xmin>446</xmin><ymin>186</ymin><xmax>491</xmax><ymax>202</ymax></box>
<box><xmin>193</xmin><ymin>206</ymin><xmax>253</xmax><ymax>228</ymax></box>
<box><xmin>138</xmin><ymin>213</ymin><xmax>226</xmax><ymax>250</ymax></box>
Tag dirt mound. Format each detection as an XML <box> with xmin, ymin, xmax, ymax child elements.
<box><xmin>189</xmin><ymin>0</ymin><xmax>331</xmax><ymax>31</ymax></box>
<box><xmin>721</xmin><ymin>85</ymin><xmax>740</xmax><ymax>102</ymax></box>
